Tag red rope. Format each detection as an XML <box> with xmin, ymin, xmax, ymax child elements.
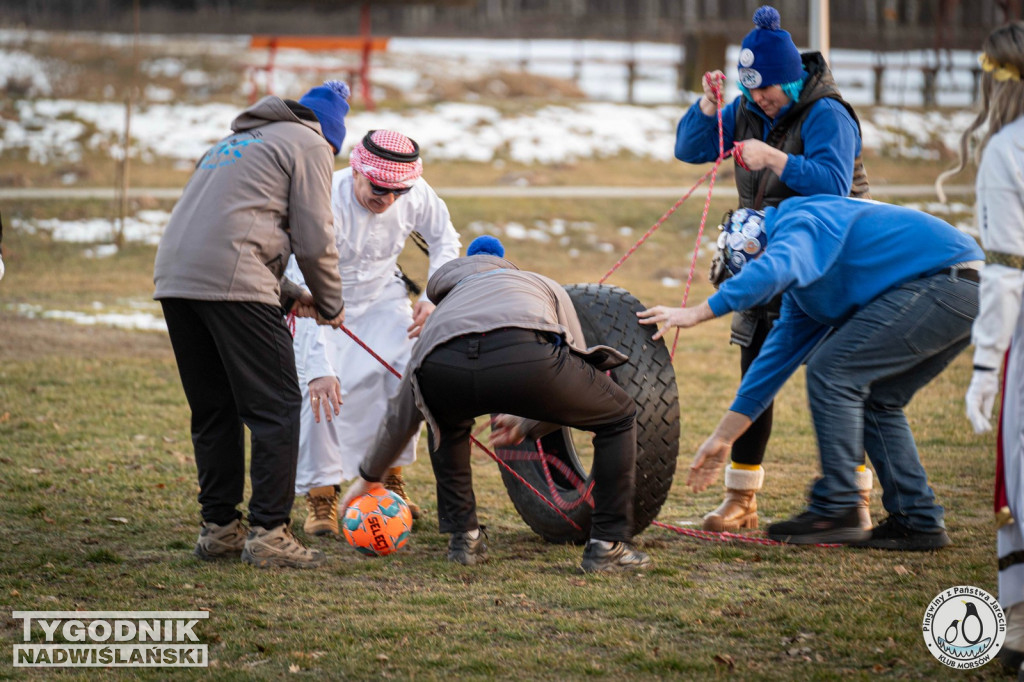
<box><xmin>481</xmin><ymin>442</ymin><xmax>585</xmax><ymax>530</ymax></box>
<box><xmin>732</xmin><ymin>140</ymin><xmax>751</xmax><ymax>171</ymax></box>
<box><xmin>651</xmin><ymin>520</ymin><xmax>783</xmax><ymax>545</ymax></box>
<box><xmin>598</xmin><ymin>84</ymin><xmax>732</xmax><ymax>287</ymax></box>
<box><xmin>536</xmin><ymin>439</ymin><xmax>595</xmax><ymax>511</ymax></box>
<box><xmin>669</xmin><ymin>81</ymin><xmax>726</xmax><ymax>360</ymax></box>
<box><xmin>598</xmin><ymin>172</ymin><xmax>708</xmax><ymax>285</ymax></box>
<box><xmin>338</xmin><ymin>324</ymin><xmax>402</xmax><ymax>379</ymax></box>
<box><xmin>651</xmin><ymin>520</ymin><xmax>843</xmax><ymax>548</ymax></box>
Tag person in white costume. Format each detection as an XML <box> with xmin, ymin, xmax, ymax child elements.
<box><xmin>287</xmin><ymin>129</ymin><xmax>461</xmax><ymax>536</ymax></box>
<box><xmin>940</xmin><ymin>20</ymin><xmax>1024</xmax><ymax>674</ymax></box>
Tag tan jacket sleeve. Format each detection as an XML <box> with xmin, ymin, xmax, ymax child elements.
<box><xmin>278</xmin><ymin>276</ymin><xmax>305</xmax><ymax>308</ymax></box>
<box><xmin>359</xmin><ymin>375</ymin><xmax>424</xmax><ymax>481</ymax></box>
<box><xmin>288</xmin><ymin>143</ymin><xmax>344</xmax><ymax>319</ymax></box>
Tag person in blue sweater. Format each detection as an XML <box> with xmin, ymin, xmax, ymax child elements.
<box><xmin>638</xmin><ymin>196</ymin><xmax>982</xmax><ymax>548</ymax></box>
<box><xmin>674</xmin><ymin>5</ymin><xmax>871</xmax><ymax>534</ymax></box>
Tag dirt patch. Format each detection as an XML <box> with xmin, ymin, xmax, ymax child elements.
<box><xmin>0</xmin><ymin>312</ymin><xmax>172</xmax><ymax>362</ymax></box>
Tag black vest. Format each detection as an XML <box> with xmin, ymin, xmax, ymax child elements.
<box><xmin>733</xmin><ymin>52</ymin><xmax>869</xmax><ymax>210</ymax></box>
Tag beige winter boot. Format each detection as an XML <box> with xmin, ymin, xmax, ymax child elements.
<box><xmin>702</xmin><ymin>465</ymin><xmax>764</xmax><ymax>532</ymax></box>
<box><xmin>303</xmin><ymin>485</ymin><xmax>339</xmax><ymax>537</ymax></box>
<box><xmin>856</xmin><ymin>467</ymin><xmax>873</xmax><ymax>531</ymax></box>
<box><xmin>384</xmin><ymin>467</ymin><xmax>422</xmax><ymax>519</ymax></box>
<box><xmin>242</xmin><ymin>524</ymin><xmax>326</xmax><ymax>569</ymax></box>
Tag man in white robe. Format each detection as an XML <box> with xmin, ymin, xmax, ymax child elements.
<box><xmin>287</xmin><ymin>130</ymin><xmax>461</xmax><ymax>535</ymax></box>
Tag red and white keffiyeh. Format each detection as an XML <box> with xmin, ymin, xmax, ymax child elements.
<box><xmin>349</xmin><ymin>130</ymin><xmax>423</xmax><ymax>189</ymax></box>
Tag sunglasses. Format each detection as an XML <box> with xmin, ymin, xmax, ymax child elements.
<box><xmin>368</xmin><ymin>181</ymin><xmax>412</xmax><ymax>197</ymax></box>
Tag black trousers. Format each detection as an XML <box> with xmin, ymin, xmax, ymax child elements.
<box><xmin>416</xmin><ymin>329</ymin><xmax>638</xmax><ymax>542</ymax></box>
<box><xmin>160</xmin><ymin>298</ymin><xmax>300</xmax><ymax>530</ymax></box>
<box><xmin>732</xmin><ymin>312</ymin><xmax>775</xmax><ymax>467</ymax></box>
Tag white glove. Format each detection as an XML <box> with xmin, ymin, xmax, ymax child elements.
<box><xmin>0</xmin><ymin>255</ymin><xmax>5</xmax><ymax>281</ymax></box>
<box><xmin>965</xmin><ymin>369</ymin><xmax>999</xmax><ymax>434</ymax></box>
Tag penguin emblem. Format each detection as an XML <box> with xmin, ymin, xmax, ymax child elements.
<box><xmin>944</xmin><ymin>619</ymin><xmax>960</xmax><ymax>644</ymax></box>
<box><xmin>923</xmin><ymin>586</ymin><xmax>1006</xmax><ymax>669</ymax></box>
<box><xmin>961</xmin><ymin>602</ymin><xmax>983</xmax><ymax>645</ymax></box>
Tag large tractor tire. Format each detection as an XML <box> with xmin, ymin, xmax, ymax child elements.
<box><xmin>498</xmin><ymin>283</ymin><xmax>680</xmax><ymax>544</ymax></box>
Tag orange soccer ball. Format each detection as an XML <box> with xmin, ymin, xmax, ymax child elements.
<box><xmin>342</xmin><ymin>486</ymin><xmax>412</xmax><ymax>556</ymax></box>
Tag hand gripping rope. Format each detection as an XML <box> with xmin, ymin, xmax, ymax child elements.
<box><xmin>295</xmin><ymin>78</ymin><xmax>819</xmax><ymax>546</ymax></box>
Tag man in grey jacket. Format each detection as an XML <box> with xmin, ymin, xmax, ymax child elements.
<box><xmin>154</xmin><ymin>80</ymin><xmax>349</xmax><ymax>569</ymax></box>
<box><xmin>341</xmin><ymin>241</ymin><xmax>652</xmax><ymax>573</ymax></box>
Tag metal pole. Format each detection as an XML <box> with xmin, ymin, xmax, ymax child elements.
<box><xmin>809</xmin><ymin>0</ymin><xmax>831</xmax><ymax>65</ymax></box>
<box><xmin>116</xmin><ymin>0</ymin><xmax>140</xmax><ymax>249</ymax></box>
<box><xmin>359</xmin><ymin>0</ymin><xmax>375</xmax><ymax>111</ymax></box>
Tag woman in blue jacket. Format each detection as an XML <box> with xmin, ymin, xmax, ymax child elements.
<box><xmin>674</xmin><ymin>5</ymin><xmax>870</xmax><ymax>534</ymax></box>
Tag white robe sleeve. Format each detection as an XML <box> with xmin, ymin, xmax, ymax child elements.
<box><xmin>285</xmin><ymin>256</ymin><xmax>338</xmax><ymax>383</ymax></box>
<box><xmin>972</xmin><ymin>132</ymin><xmax>1024</xmax><ymax>371</ymax></box>
<box><xmin>415</xmin><ymin>180</ymin><xmax>462</xmax><ymax>296</ymax></box>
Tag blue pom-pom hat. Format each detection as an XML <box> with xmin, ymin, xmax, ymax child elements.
<box><xmin>466</xmin><ymin>235</ymin><xmax>505</xmax><ymax>258</ymax></box>
<box><xmin>298</xmin><ymin>79</ymin><xmax>351</xmax><ymax>155</ymax></box>
<box><xmin>737</xmin><ymin>5</ymin><xmax>803</xmax><ymax>89</ymax></box>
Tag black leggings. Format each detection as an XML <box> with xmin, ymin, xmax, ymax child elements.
<box><xmin>732</xmin><ymin>316</ymin><xmax>774</xmax><ymax>466</ymax></box>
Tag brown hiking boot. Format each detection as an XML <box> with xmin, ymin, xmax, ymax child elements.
<box><xmin>702</xmin><ymin>466</ymin><xmax>763</xmax><ymax>532</ymax></box>
<box><xmin>194</xmin><ymin>518</ymin><xmax>247</xmax><ymax>561</ymax></box>
<box><xmin>242</xmin><ymin>524</ymin><xmax>326</xmax><ymax>569</ymax></box>
<box><xmin>384</xmin><ymin>467</ymin><xmax>421</xmax><ymax>519</ymax></box>
<box><xmin>303</xmin><ymin>485</ymin><xmax>339</xmax><ymax>537</ymax></box>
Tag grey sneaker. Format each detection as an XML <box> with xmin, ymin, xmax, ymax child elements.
<box><xmin>448</xmin><ymin>527</ymin><xmax>488</xmax><ymax>565</ymax></box>
<box><xmin>194</xmin><ymin>519</ymin><xmax>247</xmax><ymax>561</ymax></box>
<box><xmin>242</xmin><ymin>524</ymin><xmax>326</xmax><ymax>569</ymax></box>
<box><xmin>579</xmin><ymin>540</ymin><xmax>652</xmax><ymax>573</ymax></box>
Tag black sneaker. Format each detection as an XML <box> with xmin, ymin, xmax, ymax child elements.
<box><xmin>579</xmin><ymin>540</ymin><xmax>652</xmax><ymax>573</ymax></box>
<box><xmin>767</xmin><ymin>508</ymin><xmax>869</xmax><ymax>545</ymax></box>
<box><xmin>448</xmin><ymin>527</ymin><xmax>488</xmax><ymax>565</ymax></box>
<box><xmin>849</xmin><ymin>515</ymin><xmax>950</xmax><ymax>551</ymax></box>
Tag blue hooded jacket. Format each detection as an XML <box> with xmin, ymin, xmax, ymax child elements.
<box><xmin>675</xmin><ymin>91</ymin><xmax>860</xmax><ymax>200</ymax></box>
<box><xmin>706</xmin><ymin>195</ymin><xmax>983</xmax><ymax>418</ymax></box>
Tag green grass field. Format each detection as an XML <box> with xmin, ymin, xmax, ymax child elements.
<box><xmin>0</xmin><ymin>184</ymin><xmax>1006</xmax><ymax>679</ymax></box>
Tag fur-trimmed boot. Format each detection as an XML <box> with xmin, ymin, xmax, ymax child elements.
<box><xmin>856</xmin><ymin>467</ymin><xmax>873</xmax><ymax>531</ymax></box>
<box><xmin>702</xmin><ymin>465</ymin><xmax>764</xmax><ymax>532</ymax></box>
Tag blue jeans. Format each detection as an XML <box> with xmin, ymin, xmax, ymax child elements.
<box><xmin>804</xmin><ymin>272</ymin><xmax>978</xmax><ymax>530</ymax></box>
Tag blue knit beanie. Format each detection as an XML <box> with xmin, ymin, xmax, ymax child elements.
<box><xmin>737</xmin><ymin>6</ymin><xmax>802</xmax><ymax>89</ymax></box>
<box><xmin>466</xmin><ymin>235</ymin><xmax>505</xmax><ymax>258</ymax></box>
<box><xmin>298</xmin><ymin>80</ymin><xmax>350</xmax><ymax>155</ymax></box>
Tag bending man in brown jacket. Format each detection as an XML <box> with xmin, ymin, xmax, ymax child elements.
<box><xmin>154</xmin><ymin>80</ymin><xmax>349</xmax><ymax>569</ymax></box>
<box><xmin>341</xmin><ymin>242</ymin><xmax>652</xmax><ymax>573</ymax></box>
